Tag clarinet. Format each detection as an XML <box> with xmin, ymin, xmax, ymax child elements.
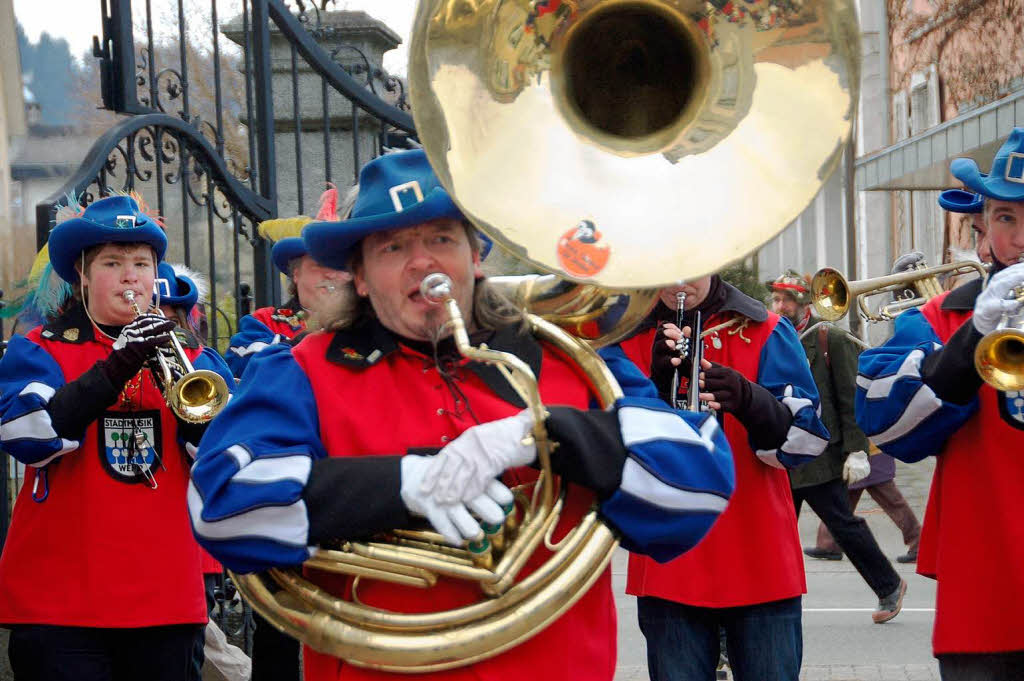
<box><xmin>686</xmin><ymin>308</ymin><xmax>704</xmax><ymax>412</ymax></box>
<box><xmin>669</xmin><ymin>292</ymin><xmax>686</xmax><ymax>409</ymax></box>
<box><xmin>668</xmin><ymin>293</ymin><xmax>705</xmax><ymax>412</ymax></box>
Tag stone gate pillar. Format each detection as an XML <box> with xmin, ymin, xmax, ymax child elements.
<box><xmin>223</xmin><ymin>10</ymin><xmax>403</xmax><ymax>220</ymax></box>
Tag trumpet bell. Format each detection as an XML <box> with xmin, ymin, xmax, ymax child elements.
<box><xmin>811</xmin><ymin>268</ymin><xmax>850</xmax><ymax>322</ymax></box>
<box><xmin>168</xmin><ymin>369</ymin><xmax>231</xmax><ymax>424</ymax></box>
<box><xmin>409</xmin><ymin>0</ymin><xmax>860</xmax><ymax>288</ymax></box>
<box><xmin>975</xmin><ymin>327</ymin><xmax>1024</xmax><ymax>392</ymax></box>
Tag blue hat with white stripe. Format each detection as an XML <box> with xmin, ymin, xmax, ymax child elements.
<box><xmin>48</xmin><ymin>195</ymin><xmax>168</xmax><ymax>284</ymax></box>
<box><xmin>303</xmin><ymin>150</ymin><xmax>465</xmax><ymax>270</ymax></box>
<box><xmin>951</xmin><ymin>128</ymin><xmax>1024</xmax><ymax>202</ymax></box>
<box><xmin>155</xmin><ymin>262</ymin><xmax>198</xmax><ymax>310</ymax></box>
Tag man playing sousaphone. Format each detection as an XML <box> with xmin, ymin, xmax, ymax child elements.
<box><xmin>857</xmin><ymin>128</ymin><xmax>1024</xmax><ymax>678</ymax></box>
<box><xmin>188</xmin><ymin>149</ymin><xmax>737</xmax><ymax>680</ymax></box>
<box><xmin>0</xmin><ymin>195</ymin><xmax>234</xmax><ymax>680</ymax></box>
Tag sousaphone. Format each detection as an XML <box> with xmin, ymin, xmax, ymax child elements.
<box><xmin>231</xmin><ymin>0</ymin><xmax>860</xmax><ymax>671</ymax></box>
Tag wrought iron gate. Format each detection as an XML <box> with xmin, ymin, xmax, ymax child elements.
<box><xmin>37</xmin><ymin>0</ymin><xmax>415</xmax><ymax>349</ymax></box>
<box><xmin>12</xmin><ymin>0</ymin><xmax>418</xmax><ymax>650</ymax></box>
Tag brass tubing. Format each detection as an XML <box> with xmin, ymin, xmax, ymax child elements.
<box><xmin>246</xmin><ymin>510</ymin><xmax>610</xmax><ymax>636</ymax></box>
<box><xmin>351</xmin><ymin>543</ymin><xmax>495</xmax><ymax>583</ymax></box>
<box><xmin>304</xmin><ymin>556</ymin><xmax>435</xmax><ymax>589</ymax></box>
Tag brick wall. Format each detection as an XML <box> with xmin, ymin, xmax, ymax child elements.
<box><xmin>888</xmin><ymin>0</ymin><xmax>1024</xmax><ymax>259</ymax></box>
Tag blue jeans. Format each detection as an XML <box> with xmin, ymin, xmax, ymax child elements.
<box><xmin>637</xmin><ymin>595</ymin><xmax>802</xmax><ymax>681</ymax></box>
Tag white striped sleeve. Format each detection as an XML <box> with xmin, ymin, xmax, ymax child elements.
<box><xmin>0</xmin><ymin>338</ymin><xmax>81</xmax><ymax>467</ymax></box>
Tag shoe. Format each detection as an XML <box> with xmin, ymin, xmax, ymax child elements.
<box><xmin>896</xmin><ymin>548</ymin><xmax>918</xmax><ymax>563</ymax></box>
<box><xmin>803</xmin><ymin>546</ymin><xmax>843</xmax><ymax>561</ymax></box>
<box><xmin>873</xmin><ymin>579</ymin><xmax>907</xmax><ymax>624</ymax></box>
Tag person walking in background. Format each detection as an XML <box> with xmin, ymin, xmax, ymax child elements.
<box><xmin>768</xmin><ymin>270</ymin><xmax>907</xmax><ymax>624</ymax></box>
<box><xmin>812</xmin><ymin>444</ymin><xmax>922</xmax><ymax>564</ymax></box>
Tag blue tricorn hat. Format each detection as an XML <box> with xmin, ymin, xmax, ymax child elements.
<box><xmin>271</xmin><ymin>237</ymin><xmax>308</xmax><ymax>275</ymax></box>
<box><xmin>48</xmin><ymin>195</ymin><xmax>168</xmax><ymax>284</ymax></box>
<box><xmin>303</xmin><ymin>149</ymin><xmax>465</xmax><ymax>270</ymax></box>
<box><xmin>155</xmin><ymin>262</ymin><xmax>198</xmax><ymax>310</ymax></box>
<box><xmin>951</xmin><ymin>127</ymin><xmax>1024</xmax><ymax>202</ymax></box>
<box><xmin>937</xmin><ymin>189</ymin><xmax>984</xmax><ymax>214</ymax></box>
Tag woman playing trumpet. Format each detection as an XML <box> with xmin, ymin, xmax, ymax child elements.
<box><xmin>856</xmin><ymin>129</ymin><xmax>1024</xmax><ymax>678</ymax></box>
<box><xmin>0</xmin><ymin>195</ymin><xmax>233</xmax><ymax>681</ymax></box>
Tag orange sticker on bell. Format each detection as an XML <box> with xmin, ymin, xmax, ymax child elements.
<box><xmin>557</xmin><ymin>220</ymin><xmax>611</xmax><ymax>279</ymax></box>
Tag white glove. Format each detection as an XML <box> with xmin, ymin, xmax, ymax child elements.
<box><xmin>421</xmin><ymin>410</ymin><xmax>537</xmax><ymax>505</ymax></box>
<box><xmin>400</xmin><ymin>455</ymin><xmax>512</xmax><ymax>546</ymax></box>
<box><xmin>842</xmin><ymin>450</ymin><xmax>871</xmax><ymax>485</ymax></box>
<box><xmin>973</xmin><ymin>262</ymin><xmax>1024</xmax><ymax>335</ymax></box>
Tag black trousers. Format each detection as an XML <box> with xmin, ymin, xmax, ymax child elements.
<box><xmin>792</xmin><ymin>477</ymin><xmax>901</xmax><ymax>599</ymax></box>
<box><xmin>938</xmin><ymin>652</ymin><xmax>1024</xmax><ymax>680</ymax></box>
<box><xmin>8</xmin><ymin>623</ymin><xmax>204</xmax><ymax>681</ymax></box>
<box><xmin>251</xmin><ymin>610</ymin><xmax>301</xmax><ymax>681</ymax></box>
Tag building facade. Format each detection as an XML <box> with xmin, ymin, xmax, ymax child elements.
<box><xmin>858</xmin><ymin>0</ymin><xmax>1024</xmax><ymax>268</ymax></box>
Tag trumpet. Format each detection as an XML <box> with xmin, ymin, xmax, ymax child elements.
<box><xmin>122</xmin><ymin>290</ymin><xmax>230</xmax><ymax>423</ymax></box>
<box><xmin>975</xmin><ymin>259</ymin><xmax>1024</xmax><ymax>392</ymax></box>
<box><xmin>810</xmin><ymin>260</ymin><xmax>989</xmax><ymax>323</ymax></box>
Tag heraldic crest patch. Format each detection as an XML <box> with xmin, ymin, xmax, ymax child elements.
<box><xmin>97</xmin><ymin>410</ymin><xmax>163</xmax><ymax>484</ymax></box>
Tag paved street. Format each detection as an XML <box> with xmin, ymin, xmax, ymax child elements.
<box><xmin>614</xmin><ymin>458</ymin><xmax>939</xmax><ymax>681</ymax></box>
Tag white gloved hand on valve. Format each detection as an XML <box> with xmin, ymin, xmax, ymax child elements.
<box><xmin>420</xmin><ymin>409</ymin><xmax>538</xmax><ymax>506</ymax></box>
<box><xmin>842</xmin><ymin>450</ymin><xmax>871</xmax><ymax>485</ymax></box>
<box><xmin>400</xmin><ymin>455</ymin><xmax>513</xmax><ymax>546</ymax></box>
<box><xmin>973</xmin><ymin>262</ymin><xmax>1024</xmax><ymax>336</ymax></box>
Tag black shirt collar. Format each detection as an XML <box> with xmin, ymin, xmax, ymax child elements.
<box><xmin>40</xmin><ymin>301</ymin><xmax>199</xmax><ymax>347</ymax></box>
<box><xmin>635</xmin><ymin>276</ymin><xmax>768</xmax><ymax>335</ymax></box>
<box><xmin>324</xmin><ymin>317</ymin><xmax>542</xmax><ymax>407</ymax></box>
<box><xmin>40</xmin><ymin>302</ymin><xmax>99</xmax><ymax>344</ymax></box>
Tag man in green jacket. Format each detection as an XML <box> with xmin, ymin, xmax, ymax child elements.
<box><xmin>768</xmin><ymin>270</ymin><xmax>906</xmax><ymax>624</ymax></box>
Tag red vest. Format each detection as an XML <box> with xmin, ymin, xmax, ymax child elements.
<box><xmin>253</xmin><ymin>306</ymin><xmax>306</xmax><ymax>338</ymax></box>
<box><xmin>917</xmin><ymin>294</ymin><xmax>1024</xmax><ymax>654</ymax></box>
<box><xmin>290</xmin><ymin>331</ymin><xmax>616</xmax><ymax>681</ymax></box>
<box><xmin>0</xmin><ymin>328</ymin><xmax>206</xmax><ymax>627</ymax></box>
<box><xmin>620</xmin><ymin>313</ymin><xmax>805</xmax><ymax>607</ymax></box>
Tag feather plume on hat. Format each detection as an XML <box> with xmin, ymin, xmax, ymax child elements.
<box><xmin>2</xmin><ymin>192</ymin><xmax>86</xmax><ymax>324</ymax></box>
<box><xmin>166</xmin><ymin>262</ymin><xmax>210</xmax><ymax>304</ymax></box>
<box><xmin>256</xmin><ymin>183</ymin><xmax>349</xmax><ymax>243</ymax></box>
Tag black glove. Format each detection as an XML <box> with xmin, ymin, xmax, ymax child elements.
<box><xmin>100</xmin><ymin>314</ymin><xmax>176</xmax><ymax>388</ymax></box>
<box><xmin>700</xmin><ymin>362</ymin><xmax>753</xmax><ymax>414</ymax></box>
<box><xmin>700</xmin><ymin>360</ymin><xmax>793</xmax><ymax>449</ymax></box>
<box><xmin>650</xmin><ymin>322</ymin><xmax>692</xmax><ymax>401</ymax></box>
